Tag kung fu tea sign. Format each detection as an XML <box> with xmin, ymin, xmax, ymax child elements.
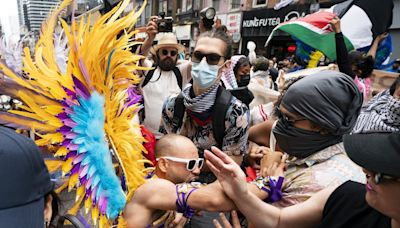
<box><xmin>242</xmin><ymin>4</ymin><xmax>310</xmax><ymax>37</ymax></box>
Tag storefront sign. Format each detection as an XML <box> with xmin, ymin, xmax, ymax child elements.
<box><xmin>242</xmin><ymin>4</ymin><xmax>310</xmax><ymax>37</ymax></box>
<box><xmin>226</xmin><ymin>13</ymin><xmax>242</xmax><ymax>34</ymax></box>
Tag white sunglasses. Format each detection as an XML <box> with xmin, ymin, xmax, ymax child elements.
<box><xmin>157</xmin><ymin>156</ymin><xmax>204</xmax><ymax>171</ymax></box>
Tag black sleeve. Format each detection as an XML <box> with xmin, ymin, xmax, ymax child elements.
<box><xmin>335</xmin><ymin>32</ymin><xmax>355</xmax><ymax>79</ymax></box>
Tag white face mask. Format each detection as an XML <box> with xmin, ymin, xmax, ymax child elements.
<box><xmin>191</xmin><ymin>59</ymin><xmax>221</xmax><ymax>89</ymax></box>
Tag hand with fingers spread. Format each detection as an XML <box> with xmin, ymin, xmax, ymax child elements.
<box><xmin>204</xmin><ymin>146</ymin><xmax>248</xmax><ymax>199</ymax></box>
<box><xmin>213</xmin><ymin>211</ymin><xmax>241</xmax><ymax>228</ymax></box>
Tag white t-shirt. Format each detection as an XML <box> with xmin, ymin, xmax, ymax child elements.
<box><xmin>142</xmin><ymin>59</ymin><xmax>191</xmax><ymax>138</ymax></box>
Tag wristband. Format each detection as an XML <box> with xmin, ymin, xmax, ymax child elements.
<box><xmin>175</xmin><ymin>184</ymin><xmax>198</xmax><ymax>218</ymax></box>
<box><xmin>253</xmin><ymin>176</ymin><xmax>284</xmax><ymax>203</ymax></box>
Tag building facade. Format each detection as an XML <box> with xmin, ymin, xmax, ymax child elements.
<box><xmin>22</xmin><ymin>0</ymin><xmax>61</xmax><ymax>32</ymax></box>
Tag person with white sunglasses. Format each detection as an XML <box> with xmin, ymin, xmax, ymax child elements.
<box><xmin>124</xmin><ymin>134</ymin><xmax>206</xmax><ymax>227</ymax></box>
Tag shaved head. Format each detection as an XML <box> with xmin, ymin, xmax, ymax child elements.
<box><xmin>155</xmin><ymin>134</ymin><xmax>197</xmax><ymax>158</ymax></box>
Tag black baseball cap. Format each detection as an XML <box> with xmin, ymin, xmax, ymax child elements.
<box><xmin>344</xmin><ymin>132</ymin><xmax>400</xmax><ymax>178</ymax></box>
<box><xmin>0</xmin><ymin>126</ymin><xmax>53</xmax><ymax>227</ymax></box>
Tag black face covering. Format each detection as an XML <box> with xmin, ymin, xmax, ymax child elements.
<box><xmin>237</xmin><ymin>74</ymin><xmax>250</xmax><ymax>87</ymax></box>
<box><xmin>273</xmin><ymin>71</ymin><xmax>363</xmax><ymax>158</ymax></box>
<box><xmin>273</xmin><ymin>119</ymin><xmax>342</xmax><ymax>158</ymax></box>
<box><xmin>229</xmin><ymin>87</ymin><xmax>254</xmax><ymax>106</ymax></box>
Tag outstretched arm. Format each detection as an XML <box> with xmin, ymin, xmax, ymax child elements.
<box><xmin>204</xmin><ymin>146</ymin><xmax>336</xmax><ymax>228</ymax></box>
<box><xmin>140</xmin><ymin>16</ymin><xmax>158</xmax><ymax>56</ymax></box>
<box><xmin>330</xmin><ymin>16</ymin><xmax>355</xmax><ymax>79</ymax></box>
<box><xmin>367</xmin><ymin>33</ymin><xmax>389</xmax><ymax>59</ymax></box>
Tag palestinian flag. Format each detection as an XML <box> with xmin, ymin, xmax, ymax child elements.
<box><xmin>265</xmin><ymin>0</ymin><xmax>394</xmax><ymax>60</ymax></box>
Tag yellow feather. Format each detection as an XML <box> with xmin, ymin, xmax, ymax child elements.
<box><xmin>45</xmin><ymin>160</ymin><xmax>64</xmax><ymax>173</ymax></box>
<box><xmin>18</xmin><ymin>92</ymin><xmax>63</xmax><ymax>127</ymax></box>
<box><xmin>68</xmin><ymin>173</ymin><xmax>79</xmax><ymax>191</ymax></box>
<box><xmin>84</xmin><ymin>197</ymin><xmax>92</xmax><ymax>214</ymax></box>
<box><xmin>55</xmin><ymin>146</ymin><xmax>69</xmax><ymax>157</ymax></box>
<box><xmin>56</xmin><ymin>181</ymin><xmax>69</xmax><ymax>194</ymax></box>
<box><xmin>62</xmin><ymin>157</ymin><xmax>74</xmax><ymax>176</ymax></box>
<box><xmin>68</xmin><ymin>191</ymin><xmax>84</xmax><ymax>215</ymax></box>
<box><xmin>92</xmin><ymin>206</ymin><xmax>100</xmax><ymax>225</ymax></box>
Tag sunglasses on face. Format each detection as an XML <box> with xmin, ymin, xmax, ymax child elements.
<box><xmin>275</xmin><ymin>106</ymin><xmax>306</xmax><ymax>124</ymax></box>
<box><xmin>191</xmin><ymin>51</ymin><xmax>224</xmax><ymax>65</ymax></box>
<box><xmin>160</xmin><ymin>49</ymin><xmax>178</xmax><ymax>57</ymax></box>
<box><xmin>157</xmin><ymin>156</ymin><xmax>204</xmax><ymax>171</ymax></box>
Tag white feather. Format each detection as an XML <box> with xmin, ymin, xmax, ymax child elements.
<box><xmin>53</xmin><ymin>30</ymin><xmax>69</xmax><ymax>74</ymax></box>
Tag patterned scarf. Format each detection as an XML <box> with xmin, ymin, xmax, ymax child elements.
<box><xmin>221</xmin><ymin>55</ymin><xmax>245</xmax><ymax>89</ymax></box>
<box><xmin>352</xmin><ymin>90</ymin><xmax>400</xmax><ymax>133</ymax></box>
<box><xmin>181</xmin><ymin>83</ymin><xmax>219</xmax><ymax>113</ymax></box>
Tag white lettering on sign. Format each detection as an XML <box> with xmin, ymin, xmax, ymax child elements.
<box><xmin>243</xmin><ymin>10</ymin><xmax>306</xmax><ymax>28</ymax></box>
<box><xmin>243</xmin><ymin>17</ymin><xmax>281</xmax><ymax>27</ymax></box>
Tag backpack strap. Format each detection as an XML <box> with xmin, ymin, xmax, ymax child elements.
<box><xmin>141</xmin><ymin>68</ymin><xmax>156</xmax><ymax>88</ymax></box>
<box><xmin>212</xmin><ymin>87</ymin><xmax>232</xmax><ymax>149</ymax></box>
<box><xmin>171</xmin><ymin>93</ymin><xmax>185</xmax><ymax>133</ymax></box>
<box><xmin>171</xmin><ymin>86</ymin><xmax>232</xmax><ymax>148</ymax></box>
<box><xmin>172</xmin><ymin>66</ymin><xmax>183</xmax><ymax>90</ymax></box>
<box><xmin>142</xmin><ymin>67</ymin><xmax>183</xmax><ymax>90</ymax></box>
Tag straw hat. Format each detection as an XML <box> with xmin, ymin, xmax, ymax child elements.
<box><xmin>150</xmin><ymin>33</ymin><xmax>185</xmax><ymax>55</ymax></box>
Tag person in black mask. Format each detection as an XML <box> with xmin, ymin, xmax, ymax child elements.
<box><xmin>249</xmin><ymin>70</ymin><xmax>366</xmax><ymax>207</ymax></box>
<box><xmin>221</xmin><ymin>55</ymin><xmax>254</xmax><ymax>106</ymax></box>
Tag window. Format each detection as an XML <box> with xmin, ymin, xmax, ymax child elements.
<box><xmin>253</xmin><ymin>0</ymin><xmax>267</xmax><ymax>7</ymax></box>
<box><xmin>212</xmin><ymin>0</ymin><xmax>220</xmax><ymax>12</ymax></box>
<box><xmin>230</xmin><ymin>0</ymin><xmax>241</xmax><ymax>10</ymax></box>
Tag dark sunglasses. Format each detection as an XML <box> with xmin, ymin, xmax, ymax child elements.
<box><xmin>160</xmin><ymin>49</ymin><xmax>178</xmax><ymax>57</ymax></box>
<box><xmin>191</xmin><ymin>51</ymin><xmax>225</xmax><ymax>65</ymax></box>
<box><xmin>275</xmin><ymin>106</ymin><xmax>306</xmax><ymax>124</ymax></box>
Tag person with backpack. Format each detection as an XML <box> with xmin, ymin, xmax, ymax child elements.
<box><xmin>159</xmin><ymin>29</ymin><xmax>250</xmax><ymax>184</ymax></box>
<box><xmin>158</xmin><ymin>29</ymin><xmax>251</xmax><ymax>227</ymax></box>
<box><xmin>139</xmin><ymin>16</ymin><xmax>192</xmax><ymax>138</ymax></box>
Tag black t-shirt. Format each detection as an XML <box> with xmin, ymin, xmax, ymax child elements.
<box><xmin>317</xmin><ymin>181</ymin><xmax>391</xmax><ymax>228</ymax></box>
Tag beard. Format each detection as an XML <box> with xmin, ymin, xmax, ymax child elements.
<box><xmin>157</xmin><ymin>57</ymin><xmax>176</xmax><ymax>71</ymax></box>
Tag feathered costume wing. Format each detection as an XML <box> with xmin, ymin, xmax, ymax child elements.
<box><xmin>0</xmin><ymin>0</ymin><xmax>152</xmax><ymax>226</ymax></box>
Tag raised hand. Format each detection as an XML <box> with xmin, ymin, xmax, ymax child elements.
<box><xmin>146</xmin><ymin>16</ymin><xmax>159</xmax><ymax>39</ymax></box>
<box><xmin>329</xmin><ymin>16</ymin><xmax>341</xmax><ymax>33</ymax></box>
<box><xmin>204</xmin><ymin>147</ymin><xmax>248</xmax><ymax>199</ymax></box>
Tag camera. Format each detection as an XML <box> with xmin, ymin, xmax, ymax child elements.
<box><xmin>199</xmin><ymin>7</ymin><xmax>216</xmax><ymax>31</ymax></box>
<box><xmin>157</xmin><ymin>12</ymin><xmax>173</xmax><ymax>33</ymax></box>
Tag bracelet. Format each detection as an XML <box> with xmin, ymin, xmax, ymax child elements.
<box><xmin>253</xmin><ymin>176</ymin><xmax>284</xmax><ymax>203</ymax></box>
<box><xmin>175</xmin><ymin>183</ymin><xmax>199</xmax><ymax>218</ymax></box>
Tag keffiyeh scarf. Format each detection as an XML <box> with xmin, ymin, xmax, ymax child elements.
<box><xmin>352</xmin><ymin>89</ymin><xmax>400</xmax><ymax>133</ymax></box>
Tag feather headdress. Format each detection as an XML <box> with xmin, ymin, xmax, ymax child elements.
<box><xmin>0</xmin><ymin>0</ymin><xmax>150</xmax><ymax>226</ymax></box>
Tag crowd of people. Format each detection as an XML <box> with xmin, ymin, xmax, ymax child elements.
<box><xmin>0</xmin><ymin>3</ymin><xmax>399</xmax><ymax>228</ymax></box>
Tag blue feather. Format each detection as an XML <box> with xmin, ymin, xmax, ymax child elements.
<box><xmin>69</xmin><ymin>92</ymin><xmax>126</xmax><ymax>219</ymax></box>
